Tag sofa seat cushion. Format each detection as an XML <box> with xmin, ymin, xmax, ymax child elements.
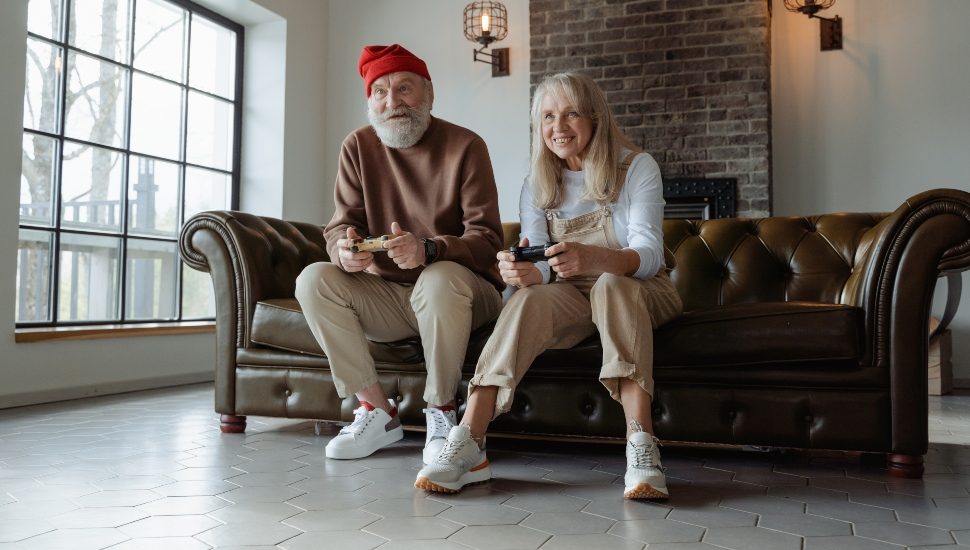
<box><xmin>503</xmin><ymin>301</ymin><xmax>872</xmax><ymax>387</ymax></box>
<box><xmin>250</xmin><ymin>299</ymin><xmax>424</xmax><ymax>366</ymax></box>
<box><xmin>654</xmin><ymin>301</ymin><xmax>862</xmax><ymax>367</ymax></box>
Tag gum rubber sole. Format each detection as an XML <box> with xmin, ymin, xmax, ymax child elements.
<box><xmin>623</xmin><ymin>483</ymin><xmax>669</xmax><ymax>500</ymax></box>
<box><xmin>414</xmin><ymin>476</ymin><xmax>490</xmax><ymax>493</ymax></box>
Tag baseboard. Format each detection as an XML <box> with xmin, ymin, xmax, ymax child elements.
<box><xmin>0</xmin><ymin>372</ymin><xmax>214</xmax><ymax>410</ymax></box>
<box><xmin>954</xmin><ymin>377</ymin><xmax>970</xmax><ymax>390</ymax></box>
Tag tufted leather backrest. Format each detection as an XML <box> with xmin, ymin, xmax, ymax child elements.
<box><xmin>663</xmin><ymin>214</ymin><xmax>886</xmax><ymax>311</ymax></box>
<box><xmin>503</xmin><ymin>212</ymin><xmax>887</xmax><ymax>312</ymax></box>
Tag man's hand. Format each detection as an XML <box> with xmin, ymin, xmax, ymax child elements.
<box><xmin>385</xmin><ymin>222</ymin><xmax>425</xmax><ymax>270</ymax></box>
<box><xmin>335</xmin><ymin>227</ymin><xmax>375</xmax><ymax>273</ymax></box>
<box><xmin>498</xmin><ymin>237</ymin><xmax>543</xmax><ymax>288</ymax></box>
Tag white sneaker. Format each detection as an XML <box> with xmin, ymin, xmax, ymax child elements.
<box><xmin>414</xmin><ymin>425</ymin><xmax>490</xmax><ymax>493</ymax></box>
<box><xmin>422</xmin><ymin>407</ymin><xmax>458</xmax><ymax>464</ymax></box>
<box><xmin>624</xmin><ymin>431</ymin><xmax>669</xmax><ymax>499</ymax></box>
<box><xmin>325</xmin><ymin>400</ymin><xmax>403</xmax><ymax>460</ymax></box>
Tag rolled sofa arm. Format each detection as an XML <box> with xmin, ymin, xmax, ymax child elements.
<box><xmin>841</xmin><ymin>188</ymin><xmax>970</xmax><ymax>455</ymax></box>
<box><xmin>179</xmin><ymin>211</ymin><xmax>330</xmax><ymax>413</ymax></box>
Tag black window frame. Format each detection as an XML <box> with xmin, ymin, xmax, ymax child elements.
<box><xmin>18</xmin><ymin>0</ymin><xmax>243</xmax><ymax>328</ymax></box>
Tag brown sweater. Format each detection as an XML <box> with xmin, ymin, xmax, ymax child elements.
<box><xmin>325</xmin><ymin>117</ymin><xmax>504</xmax><ymax>290</ymax></box>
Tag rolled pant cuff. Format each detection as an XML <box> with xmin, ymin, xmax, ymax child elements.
<box><xmin>336</xmin><ymin>373</ymin><xmax>380</xmax><ymax>400</ymax></box>
<box><xmin>599</xmin><ymin>360</ymin><xmax>654</xmax><ymax>402</ymax></box>
<box><xmin>423</xmin><ymin>389</ymin><xmax>460</xmax><ymax>407</ymax></box>
<box><xmin>468</xmin><ymin>373</ymin><xmax>515</xmax><ymax>420</ymax></box>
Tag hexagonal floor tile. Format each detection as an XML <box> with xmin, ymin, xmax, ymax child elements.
<box><xmin>503</xmin><ymin>493</ymin><xmax>589</xmax><ymax>513</ymax></box>
<box><xmin>362</xmin><ymin>516</ymin><xmax>462</xmax><ymax>540</ymax></box>
<box><xmin>0</xmin><ymin>518</ymin><xmax>55</xmax><ymax>542</ymax></box>
<box><xmin>73</xmin><ymin>489</ymin><xmax>163</xmax><ymax>507</ymax></box>
<box><xmin>437</xmin><ymin>503</ymin><xmax>529</xmax><ymax>526</ymax></box>
<box><xmin>853</xmin><ymin>521</ymin><xmax>955</xmax><ymax>547</ymax></box>
<box><xmin>117</xmin><ymin>514</ymin><xmax>222</xmax><ymax>537</ymax></box>
<box><xmin>195</xmin><ymin>521</ymin><xmax>303</xmax><ymax>547</ymax></box>
<box><xmin>703</xmin><ymin>525</ymin><xmax>802</xmax><ymax>550</ymax></box>
<box><xmin>758</xmin><ymin>512</ymin><xmax>852</xmax><ymax>536</ymax></box>
<box><xmin>15</xmin><ymin>527</ymin><xmax>129</xmax><ymax>550</ymax></box>
<box><xmin>361</xmin><ymin>495</ymin><xmax>451</xmax><ymax>518</ymax></box>
<box><xmin>49</xmin><ymin>506</ymin><xmax>149</xmax><ymax>528</ymax></box>
<box><xmin>206</xmin><ymin>501</ymin><xmax>303</xmax><ymax>524</ymax></box>
<box><xmin>609</xmin><ymin>518</ymin><xmax>705</xmax><ymax>544</ymax></box>
<box><xmin>449</xmin><ymin>524</ymin><xmax>551</xmax><ymax>550</ymax></box>
<box><xmin>283</xmin><ymin>509</ymin><xmax>381</xmax><ymax>532</ymax></box>
<box><xmin>522</xmin><ymin>510</ymin><xmax>615</xmax><ymax>535</ymax></box>
<box><xmin>109</xmin><ymin>537</ymin><xmax>211</xmax><ymax>550</ymax></box>
<box><xmin>279</xmin><ymin>530</ymin><xmax>386</xmax><ymax>550</ymax></box>
<box><xmin>539</xmin><ymin>533</ymin><xmax>645</xmax><ymax>550</ymax></box>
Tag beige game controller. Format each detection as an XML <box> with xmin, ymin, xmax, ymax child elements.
<box><xmin>350</xmin><ymin>235</ymin><xmax>391</xmax><ymax>253</ymax></box>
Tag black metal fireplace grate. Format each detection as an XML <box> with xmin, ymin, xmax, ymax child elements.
<box><xmin>663</xmin><ymin>178</ymin><xmax>737</xmax><ymax>220</ymax></box>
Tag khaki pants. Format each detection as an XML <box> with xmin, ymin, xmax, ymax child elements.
<box><xmin>469</xmin><ymin>272</ymin><xmax>682</xmax><ymax>418</ymax></box>
<box><xmin>295</xmin><ymin>261</ymin><xmax>502</xmax><ymax>405</ymax></box>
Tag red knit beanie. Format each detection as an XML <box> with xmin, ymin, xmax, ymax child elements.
<box><xmin>358</xmin><ymin>44</ymin><xmax>431</xmax><ymax>97</ymax></box>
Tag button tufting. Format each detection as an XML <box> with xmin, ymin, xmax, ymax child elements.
<box><xmin>284</xmin><ymin>389</ymin><xmax>291</xmax><ymax>397</ymax></box>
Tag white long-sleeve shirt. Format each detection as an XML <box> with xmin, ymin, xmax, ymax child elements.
<box><xmin>519</xmin><ymin>151</ymin><xmax>667</xmax><ymax>283</ymax></box>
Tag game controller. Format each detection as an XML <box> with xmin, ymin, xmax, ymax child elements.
<box><xmin>509</xmin><ymin>242</ymin><xmax>558</xmax><ymax>262</ymax></box>
<box><xmin>351</xmin><ymin>235</ymin><xmax>390</xmax><ymax>253</ymax></box>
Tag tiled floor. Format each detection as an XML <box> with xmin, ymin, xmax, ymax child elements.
<box><xmin>1</xmin><ymin>384</ymin><xmax>969</xmax><ymax>550</ymax></box>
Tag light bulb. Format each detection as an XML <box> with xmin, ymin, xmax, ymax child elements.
<box><xmin>481</xmin><ymin>13</ymin><xmax>490</xmax><ymax>33</ymax></box>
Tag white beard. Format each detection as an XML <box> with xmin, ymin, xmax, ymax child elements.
<box><xmin>368</xmin><ymin>100</ymin><xmax>432</xmax><ymax>149</ymax></box>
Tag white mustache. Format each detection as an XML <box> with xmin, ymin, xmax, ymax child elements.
<box><xmin>374</xmin><ymin>106</ymin><xmax>417</xmax><ymax>123</ymax></box>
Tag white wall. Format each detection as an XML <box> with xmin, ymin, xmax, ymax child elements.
<box><xmin>324</xmin><ymin>0</ymin><xmax>532</xmax><ymax>222</ymax></box>
<box><xmin>771</xmin><ymin>0</ymin><xmax>970</xmax><ymax>384</ymax></box>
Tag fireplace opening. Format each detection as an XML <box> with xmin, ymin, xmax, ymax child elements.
<box><xmin>663</xmin><ymin>178</ymin><xmax>737</xmax><ymax>220</ymax></box>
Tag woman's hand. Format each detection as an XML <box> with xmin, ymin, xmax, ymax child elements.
<box><xmin>498</xmin><ymin>237</ymin><xmax>543</xmax><ymax>288</ymax></box>
<box><xmin>546</xmin><ymin>241</ymin><xmax>639</xmax><ymax>279</ymax></box>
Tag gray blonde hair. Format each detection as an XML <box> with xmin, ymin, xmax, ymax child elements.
<box><xmin>529</xmin><ymin>72</ymin><xmax>640</xmax><ymax>209</ymax></box>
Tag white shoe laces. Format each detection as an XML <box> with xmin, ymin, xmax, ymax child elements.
<box><xmin>433</xmin><ymin>437</ymin><xmax>467</xmax><ymax>465</ymax></box>
<box><xmin>629</xmin><ymin>419</ymin><xmax>662</xmax><ymax>470</ymax></box>
<box><xmin>630</xmin><ymin>439</ymin><xmax>657</xmax><ymax>469</ymax></box>
<box><xmin>423</xmin><ymin>408</ymin><xmax>453</xmax><ymax>440</ymax></box>
<box><xmin>339</xmin><ymin>406</ymin><xmax>373</xmax><ymax>436</ymax></box>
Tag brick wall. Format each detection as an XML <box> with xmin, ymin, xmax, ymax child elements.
<box><xmin>530</xmin><ymin>0</ymin><xmax>771</xmax><ymax>217</ymax></box>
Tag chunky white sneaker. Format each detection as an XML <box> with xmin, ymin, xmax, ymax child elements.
<box><xmin>325</xmin><ymin>400</ymin><xmax>403</xmax><ymax>460</ymax></box>
<box><xmin>624</xmin><ymin>431</ymin><xmax>669</xmax><ymax>499</ymax></box>
<box><xmin>414</xmin><ymin>425</ymin><xmax>490</xmax><ymax>493</ymax></box>
<box><xmin>422</xmin><ymin>407</ymin><xmax>458</xmax><ymax>465</ymax></box>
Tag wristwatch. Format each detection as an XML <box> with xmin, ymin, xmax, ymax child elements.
<box><xmin>422</xmin><ymin>238</ymin><xmax>438</xmax><ymax>264</ymax></box>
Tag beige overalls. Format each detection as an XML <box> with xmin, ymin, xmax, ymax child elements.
<box><xmin>469</xmin><ymin>162</ymin><xmax>683</xmax><ymax>418</ymax></box>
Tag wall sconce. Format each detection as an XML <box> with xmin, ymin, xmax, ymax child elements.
<box><xmin>463</xmin><ymin>1</ymin><xmax>510</xmax><ymax>77</ymax></box>
<box><xmin>784</xmin><ymin>0</ymin><xmax>843</xmax><ymax>51</ymax></box>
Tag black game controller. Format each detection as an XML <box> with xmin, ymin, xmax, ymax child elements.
<box><xmin>509</xmin><ymin>242</ymin><xmax>558</xmax><ymax>262</ymax></box>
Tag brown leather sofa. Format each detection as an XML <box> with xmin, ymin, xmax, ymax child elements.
<box><xmin>179</xmin><ymin>188</ymin><xmax>970</xmax><ymax>478</ymax></box>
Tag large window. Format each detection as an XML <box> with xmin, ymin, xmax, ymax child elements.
<box><xmin>18</xmin><ymin>0</ymin><xmax>242</xmax><ymax>326</ymax></box>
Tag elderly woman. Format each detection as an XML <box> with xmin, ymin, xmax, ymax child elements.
<box><xmin>415</xmin><ymin>72</ymin><xmax>683</xmax><ymax>500</ymax></box>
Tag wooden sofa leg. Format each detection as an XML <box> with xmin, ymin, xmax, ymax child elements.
<box><xmin>220</xmin><ymin>414</ymin><xmax>247</xmax><ymax>433</ymax></box>
<box><xmin>887</xmin><ymin>453</ymin><xmax>924</xmax><ymax>478</ymax></box>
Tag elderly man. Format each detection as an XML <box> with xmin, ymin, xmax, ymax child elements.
<box><xmin>295</xmin><ymin>44</ymin><xmax>504</xmax><ymax>462</ymax></box>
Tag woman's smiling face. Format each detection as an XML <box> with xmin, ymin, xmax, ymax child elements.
<box><xmin>540</xmin><ymin>93</ymin><xmax>593</xmax><ymax>171</ymax></box>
